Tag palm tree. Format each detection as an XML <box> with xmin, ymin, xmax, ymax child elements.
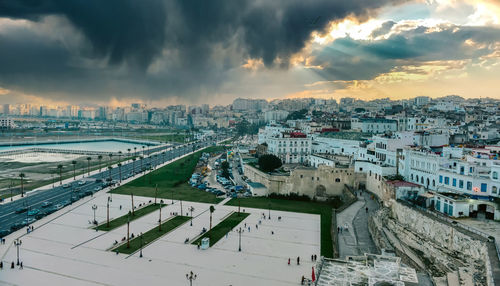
<box><xmin>118</xmin><ymin>151</ymin><xmax>122</xmax><ymax>164</ymax></box>
<box><xmin>127</xmin><ymin>148</ymin><xmax>131</xmax><ymax>161</ymax></box>
<box><xmin>134</xmin><ymin>147</ymin><xmax>137</xmax><ymax>156</ymax></box>
<box><xmin>108</xmin><ymin>166</ymin><xmax>112</xmax><ymax>181</ymax></box>
<box><xmin>142</xmin><ymin>145</ymin><xmax>145</xmax><ymax>156</ymax></box>
<box><xmin>71</xmin><ymin>160</ymin><xmax>77</xmax><ymax>180</ymax></box>
<box><xmin>118</xmin><ymin>163</ymin><xmax>122</xmax><ymax>182</ymax></box>
<box><xmin>132</xmin><ymin>157</ymin><xmax>136</xmax><ymax>173</ymax></box>
<box><xmin>98</xmin><ymin>155</ymin><xmax>103</xmax><ymax>172</ymax></box>
<box><xmin>108</xmin><ymin>153</ymin><xmax>113</xmax><ymax>166</ymax></box>
<box><xmin>209</xmin><ymin>205</ymin><xmax>215</xmax><ymax>230</ymax></box>
<box><xmin>140</xmin><ymin>156</ymin><xmax>144</xmax><ymax>173</ymax></box>
<box><xmin>86</xmin><ymin>157</ymin><xmax>91</xmax><ymax>176</ymax></box>
<box><xmin>57</xmin><ymin>164</ymin><xmax>63</xmax><ymax>185</ymax></box>
<box><xmin>19</xmin><ymin>173</ymin><xmax>25</xmax><ymax>197</ymax></box>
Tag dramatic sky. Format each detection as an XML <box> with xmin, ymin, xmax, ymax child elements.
<box><xmin>0</xmin><ymin>0</ymin><xmax>499</xmax><ymax>106</ymax></box>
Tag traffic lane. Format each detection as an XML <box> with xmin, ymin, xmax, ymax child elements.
<box><xmin>0</xmin><ymin>142</ymin><xmax>207</xmax><ymax>230</ymax></box>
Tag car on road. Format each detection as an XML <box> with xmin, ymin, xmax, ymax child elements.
<box><xmin>62</xmin><ymin>183</ymin><xmax>71</xmax><ymax>188</ymax></box>
<box><xmin>84</xmin><ymin>190</ymin><xmax>94</xmax><ymax>196</ymax></box>
<box><xmin>53</xmin><ymin>203</ymin><xmax>64</xmax><ymax>210</ymax></box>
<box><xmin>15</xmin><ymin>206</ymin><xmax>28</xmax><ymax>214</ymax></box>
<box><xmin>10</xmin><ymin>223</ymin><xmax>24</xmax><ymax>231</ymax></box>
<box><xmin>61</xmin><ymin>200</ymin><xmax>71</xmax><ymax>207</ymax></box>
<box><xmin>78</xmin><ymin>180</ymin><xmax>86</xmax><ymax>185</ymax></box>
<box><xmin>94</xmin><ymin>186</ymin><xmax>101</xmax><ymax>192</ymax></box>
<box><xmin>41</xmin><ymin>201</ymin><xmax>52</xmax><ymax>208</ymax></box>
<box><xmin>0</xmin><ymin>229</ymin><xmax>9</xmax><ymax>237</ymax></box>
<box><xmin>22</xmin><ymin>217</ymin><xmax>36</xmax><ymax>226</ymax></box>
<box><xmin>27</xmin><ymin>209</ymin><xmax>40</xmax><ymax>216</ymax></box>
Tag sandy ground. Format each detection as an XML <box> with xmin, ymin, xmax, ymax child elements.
<box><xmin>0</xmin><ymin>190</ymin><xmax>321</xmax><ymax>285</ymax></box>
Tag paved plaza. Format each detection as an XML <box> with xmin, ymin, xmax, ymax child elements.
<box><xmin>0</xmin><ymin>190</ymin><xmax>321</xmax><ymax>285</ymax></box>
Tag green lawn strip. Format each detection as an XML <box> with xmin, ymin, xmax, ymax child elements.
<box><xmin>113</xmin><ymin>215</ymin><xmax>191</xmax><ymax>254</ymax></box>
<box><xmin>110</xmin><ymin>146</ymin><xmax>225</xmax><ymax>204</ymax></box>
<box><xmin>95</xmin><ymin>203</ymin><xmax>165</xmax><ymax>231</ymax></box>
<box><xmin>225</xmin><ymin>198</ymin><xmax>338</xmax><ymax>258</ymax></box>
<box><xmin>192</xmin><ymin>212</ymin><xmax>250</xmax><ymax>247</ymax></box>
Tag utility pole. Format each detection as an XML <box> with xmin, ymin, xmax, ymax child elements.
<box><xmin>107</xmin><ymin>197</ymin><xmax>110</xmax><ymax>228</ymax></box>
<box><xmin>158</xmin><ymin>203</ymin><xmax>162</xmax><ymax>231</ymax></box>
<box><xmin>154</xmin><ymin>184</ymin><xmax>158</xmax><ymax>205</ymax></box>
<box><xmin>127</xmin><ymin>217</ymin><xmax>130</xmax><ymax>248</ymax></box>
<box><xmin>131</xmin><ymin>193</ymin><xmax>135</xmax><ymax>216</ymax></box>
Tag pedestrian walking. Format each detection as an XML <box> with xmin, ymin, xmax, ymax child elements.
<box><xmin>248</xmin><ymin>227</ymin><xmax>250</xmax><ymax>232</ymax></box>
<box><xmin>337</xmin><ymin>226</ymin><xmax>340</xmax><ymax>233</ymax></box>
<box><xmin>271</xmin><ymin>231</ymin><xmax>274</xmax><ymax>235</ymax></box>
<box><xmin>0</xmin><ymin>261</ymin><xmax>3</xmax><ymax>269</ymax></box>
<box><xmin>314</xmin><ymin>254</ymin><xmax>317</xmax><ymax>261</ymax></box>
<box><xmin>301</xmin><ymin>275</ymin><xmax>305</xmax><ymax>285</ymax></box>
<box><xmin>19</xmin><ymin>262</ymin><xmax>23</xmax><ymax>269</ymax></box>
<box><xmin>365</xmin><ymin>207</ymin><xmax>368</xmax><ymax>213</ymax></box>
<box><xmin>297</xmin><ymin>256</ymin><xmax>300</xmax><ymax>265</ymax></box>
<box><xmin>288</xmin><ymin>258</ymin><xmax>290</xmax><ymax>265</ymax></box>
<box><xmin>11</xmin><ymin>262</ymin><xmax>14</xmax><ymax>269</ymax></box>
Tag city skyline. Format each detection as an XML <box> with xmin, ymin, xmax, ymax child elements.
<box><xmin>0</xmin><ymin>0</ymin><xmax>498</xmax><ymax>106</ymax></box>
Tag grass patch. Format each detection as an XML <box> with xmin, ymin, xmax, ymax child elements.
<box><xmin>192</xmin><ymin>212</ymin><xmax>250</xmax><ymax>247</ymax></box>
<box><xmin>96</xmin><ymin>203</ymin><xmax>165</xmax><ymax>231</ymax></box>
<box><xmin>111</xmin><ymin>146</ymin><xmax>226</xmax><ymax>204</ymax></box>
<box><xmin>225</xmin><ymin>197</ymin><xmax>343</xmax><ymax>258</ymax></box>
<box><xmin>113</xmin><ymin>215</ymin><xmax>190</xmax><ymax>254</ymax></box>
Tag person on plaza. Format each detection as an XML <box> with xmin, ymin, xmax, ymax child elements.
<box><xmin>297</xmin><ymin>256</ymin><xmax>300</xmax><ymax>265</ymax></box>
<box><xmin>271</xmin><ymin>231</ymin><xmax>274</xmax><ymax>235</ymax></box>
<box><xmin>255</xmin><ymin>224</ymin><xmax>258</xmax><ymax>229</ymax></box>
<box><xmin>311</xmin><ymin>255</ymin><xmax>314</xmax><ymax>261</ymax></box>
<box><xmin>365</xmin><ymin>207</ymin><xmax>368</xmax><ymax>213</ymax></box>
<box><xmin>314</xmin><ymin>254</ymin><xmax>317</xmax><ymax>261</ymax></box>
<box><xmin>0</xmin><ymin>261</ymin><xmax>3</xmax><ymax>269</ymax></box>
<box><xmin>288</xmin><ymin>258</ymin><xmax>291</xmax><ymax>265</ymax></box>
<box><xmin>248</xmin><ymin>227</ymin><xmax>250</xmax><ymax>232</ymax></box>
<box><xmin>19</xmin><ymin>262</ymin><xmax>23</xmax><ymax>269</ymax></box>
<box><xmin>301</xmin><ymin>276</ymin><xmax>305</xmax><ymax>285</ymax></box>
<box><xmin>11</xmin><ymin>262</ymin><xmax>14</xmax><ymax>269</ymax></box>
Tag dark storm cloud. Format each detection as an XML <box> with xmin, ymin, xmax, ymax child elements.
<box><xmin>311</xmin><ymin>23</ymin><xmax>500</xmax><ymax>82</ymax></box>
<box><xmin>0</xmin><ymin>0</ymin><xmax>406</xmax><ymax>101</ymax></box>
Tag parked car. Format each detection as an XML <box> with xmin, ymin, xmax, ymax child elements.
<box><xmin>15</xmin><ymin>206</ymin><xmax>28</xmax><ymax>214</ymax></box>
<box><xmin>62</xmin><ymin>183</ymin><xmax>71</xmax><ymax>188</ymax></box>
<box><xmin>78</xmin><ymin>180</ymin><xmax>86</xmax><ymax>185</ymax></box>
<box><xmin>27</xmin><ymin>209</ymin><xmax>40</xmax><ymax>216</ymax></box>
<box><xmin>0</xmin><ymin>229</ymin><xmax>9</xmax><ymax>237</ymax></box>
<box><xmin>22</xmin><ymin>217</ymin><xmax>36</xmax><ymax>226</ymax></box>
<box><xmin>54</xmin><ymin>203</ymin><xmax>64</xmax><ymax>210</ymax></box>
<box><xmin>41</xmin><ymin>201</ymin><xmax>52</xmax><ymax>208</ymax></box>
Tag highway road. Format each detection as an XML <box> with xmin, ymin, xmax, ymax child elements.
<box><xmin>0</xmin><ymin>140</ymin><xmax>215</xmax><ymax>236</ymax></box>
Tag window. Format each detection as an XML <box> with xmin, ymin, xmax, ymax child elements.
<box><xmin>460</xmin><ymin>166</ymin><xmax>464</xmax><ymax>174</ymax></box>
<box><xmin>481</xmin><ymin>183</ymin><xmax>487</xmax><ymax>192</ymax></box>
<box><xmin>469</xmin><ymin>167</ymin><xmax>473</xmax><ymax>173</ymax></box>
<box><xmin>493</xmin><ymin>186</ymin><xmax>498</xmax><ymax>194</ymax></box>
<box><xmin>467</xmin><ymin>181</ymin><xmax>472</xmax><ymax>190</ymax></box>
<box><xmin>432</xmin><ymin>180</ymin><xmax>435</xmax><ymax>187</ymax></box>
<box><xmin>439</xmin><ymin>175</ymin><xmax>443</xmax><ymax>183</ymax></box>
<box><xmin>300</xmin><ymin>175</ymin><xmax>303</xmax><ymax>178</ymax></box>
<box><xmin>459</xmin><ymin>180</ymin><xmax>464</xmax><ymax>189</ymax></box>
<box><xmin>452</xmin><ymin>178</ymin><xmax>456</xmax><ymax>187</ymax></box>
<box><xmin>493</xmin><ymin>171</ymin><xmax>498</xmax><ymax>180</ymax></box>
<box><xmin>444</xmin><ymin>177</ymin><xmax>449</xmax><ymax>185</ymax></box>
<box><xmin>335</xmin><ymin>178</ymin><xmax>341</xmax><ymax>182</ymax></box>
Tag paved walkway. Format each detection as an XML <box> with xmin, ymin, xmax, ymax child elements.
<box><xmin>337</xmin><ymin>192</ymin><xmax>379</xmax><ymax>258</ymax></box>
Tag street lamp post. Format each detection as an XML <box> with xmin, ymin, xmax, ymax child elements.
<box><xmin>238</xmin><ymin>227</ymin><xmax>242</xmax><ymax>252</ymax></box>
<box><xmin>189</xmin><ymin>206</ymin><xmax>195</xmax><ymax>226</ymax></box>
<box><xmin>107</xmin><ymin>197</ymin><xmax>110</xmax><ymax>228</ymax></box>
<box><xmin>186</xmin><ymin>271</ymin><xmax>197</xmax><ymax>286</ymax></box>
<box><xmin>268</xmin><ymin>203</ymin><xmax>271</xmax><ymax>219</ymax></box>
<box><xmin>92</xmin><ymin>204</ymin><xmax>97</xmax><ymax>224</ymax></box>
<box><xmin>139</xmin><ymin>232</ymin><xmax>143</xmax><ymax>258</ymax></box>
<box><xmin>14</xmin><ymin>239</ymin><xmax>22</xmax><ymax>265</ymax></box>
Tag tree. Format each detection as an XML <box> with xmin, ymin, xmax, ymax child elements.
<box><xmin>221</xmin><ymin>161</ymin><xmax>230</xmax><ymax>179</ymax></box>
<box><xmin>132</xmin><ymin>157</ymin><xmax>136</xmax><ymax>173</ymax></box>
<box><xmin>209</xmin><ymin>205</ymin><xmax>215</xmax><ymax>230</ymax></box>
<box><xmin>86</xmin><ymin>157</ymin><xmax>92</xmax><ymax>176</ymax></box>
<box><xmin>118</xmin><ymin>163</ymin><xmax>122</xmax><ymax>182</ymax></box>
<box><xmin>286</xmin><ymin>109</ymin><xmax>307</xmax><ymax>120</ymax></box>
<box><xmin>108</xmin><ymin>166</ymin><xmax>113</xmax><ymax>181</ymax></box>
<box><xmin>258</xmin><ymin>154</ymin><xmax>282</xmax><ymax>172</ymax></box>
<box><xmin>57</xmin><ymin>164</ymin><xmax>63</xmax><ymax>185</ymax></box>
<box><xmin>19</xmin><ymin>173</ymin><xmax>25</xmax><ymax>197</ymax></box>
<box><xmin>98</xmin><ymin>155</ymin><xmax>103</xmax><ymax>172</ymax></box>
<box><xmin>71</xmin><ymin>160</ymin><xmax>77</xmax><ymax>180</ymax></box>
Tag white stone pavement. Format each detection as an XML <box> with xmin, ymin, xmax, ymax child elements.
<box><xmin>0</xmin><ymin>191</ymin><xmax>320</xmax><ymax>285</ymax></box>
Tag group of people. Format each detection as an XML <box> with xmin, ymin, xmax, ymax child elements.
<box><xmin>288</xmin><ymin>256</ymin><xmax>301</xmax><ymax>265</ymax></box>
<box><xmin>337</xmin><ymin>223</ymin><xmax>349</xmax><ymax>233</ymax></box>
<box><xmin>0</xmin><ymin>238</ymin><xmax>6</xmax><ymax>244</ymax></box>
<box><xmin>26</xmin><ymin>225</ymin><xmax>34</xmax><ymax>233</ymax></box>
<box><xmin>0</xmin><ymin>261</ymin><xmax>22</xmax><ymax>270</ymax></box>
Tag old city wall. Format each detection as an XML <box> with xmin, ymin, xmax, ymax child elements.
<box><xmin>244</xmin><ymin>164</ymin><xmax>356</xmax><ymax>197</ymax></box>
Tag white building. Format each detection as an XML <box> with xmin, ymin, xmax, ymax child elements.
<box><xmin>312</xmin><ymin>136</ymin><xmax>361</xmax><ymax>156</ymax></box>
<box><xmin>0</xmin><ymin>117</ymin><xmax>15</xmax><ymax>129</ymax></box>
<box><xmin>351</xmin><ymin>118</ymin><xmax>398</xmax><ymax>133</ymax></box>
<box><xmin>264</xmin><ymin>110</ymin><xmax>289</xmax><ymax>122</ymax></box>
<box><xmin>266</xmin><ymin>132</ymin><xmax>311</xmax><ymax>164</ymax></box>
